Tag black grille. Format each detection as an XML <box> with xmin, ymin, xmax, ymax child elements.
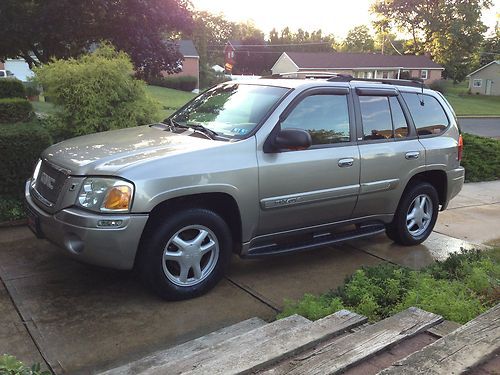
<box><xmin>34</xmin><ymin>161</ymin><xmax>66</xmax><ymax>204</ymax></box>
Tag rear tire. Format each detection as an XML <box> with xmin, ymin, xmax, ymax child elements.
<box><xmin>138</xmin><ymin>208</ymin><xmax>232</xmax><ymax>300</ymax></box>
<box><xmin>386</xmin><ymin>182</ymin><xmax>439</xmax><ymax>246</ymax></box>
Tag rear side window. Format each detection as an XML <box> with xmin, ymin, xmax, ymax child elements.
<box><xmin>359</xmin><ymin>96</ymin><xmax>393</xmax><ymax>140</ymax></box>
<box><xmin>281</xmin><ymin>94</ymin><xmax>350</xmax><ymax>145</ymax></box>
<box><xmin>402</xmin><ymin>93</ymin><xmax>449</xmax><ymax>136</ymax></box>
<box><xmin>389</xmin><ymin>97</ymin><xmax>409</xmax><ymax>138</ymax></box>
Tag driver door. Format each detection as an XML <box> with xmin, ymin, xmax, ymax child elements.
<box><xmin>256</xmin><ymin>88</ymin><xmax>360</xmax><ymax>235</ymax></box>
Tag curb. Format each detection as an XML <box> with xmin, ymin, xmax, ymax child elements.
<box><xmin>0</xmin><ymin>218</ymin><xmax>27</xmax><ymax>228</ymax></box>
<box><xmin>457</xmin><ymin>116</ymin><xmax>500</xmax><ymax>119</ymax></box>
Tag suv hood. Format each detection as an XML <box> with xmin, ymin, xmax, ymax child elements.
<box><xmin>42</xmin><ymin>125</ymin><xmax>226</xmax><ymax>175</ymax></box>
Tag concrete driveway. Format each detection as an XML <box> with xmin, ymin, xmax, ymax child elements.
<box><xmin>1</xmin><ymin>181</ymin><xmax>498</xmax><ymax>374</ymax></box>
<box><xmin>458</xmin><ymin>117</ymin><xmax>500</xmax><ymax>139</ymax></box>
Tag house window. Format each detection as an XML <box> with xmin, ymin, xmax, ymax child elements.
<box><xmin>420</xmin><ymin>69</ymin><xmax>428</xmax><ymax>80</ymax></box>
<box><xmin>473</xmin><ymin>79</ymin><xmax>482</xmax><ymax>88</ymax></box>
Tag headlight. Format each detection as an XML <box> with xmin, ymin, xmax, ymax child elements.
<box><xmin>31</xmin><ymin>159</ymin><xmax>42</xmax><ymax>187</ymax></box>
<box><xmin>77</xmin><ymin>178</ymin><xmax>134</xmax><ymax>213</ymax></box>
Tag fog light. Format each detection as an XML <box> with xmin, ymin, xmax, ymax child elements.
<box><xmin>97</xmin><ymin>220</ymin><xmax>123</xmax><ymax>227</ymax></box>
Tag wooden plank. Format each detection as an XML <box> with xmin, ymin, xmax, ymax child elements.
<box><xmin>426</xmin><ymin>320</ymin><xmax>461</xmax><ymax>338</ymax></box>
<box><xmin>181</xmin><ymin>309</ymin><xmax>367</xmax><ymax>375</ymax></box>
<box><xmin>144</xmin><ymin>314</ymin><xmax>311</xmax><ymax>375</ymax></box>
<box><xmin>379</xmin><ymin>303</ymin><xmax>500</xmax><ymax>374</ymax></box>
<box><xmin>265</xmin><ymin>307</ymin><xmax>442</xmax><ymax>375</ymax></box>
<box><xmin>99</xmin><ymin>317</ymin><xmax>267</xmax><ymax>375</ymax></box>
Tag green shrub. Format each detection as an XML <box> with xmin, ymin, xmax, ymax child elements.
<box><xmin>429</xmin><ymin>79</ymin><xmax>447</xmax><ymax>94</ymax></box>
<box><xmin>0</xmin><ymin>79</ymin><xmax>26</xmax><ymax>99</ymax></box>
<box><xmin>278</xmin><ymin>293</ymin><xmax>345</xmax><ymax>320</ymax></box>
<box><xmin>24</xmin><ymin>82</ymin><xmax>41</xmax><ymax>98</ymax></box>
<box><xmin>148</xmin><ymin>76</ymin><xmax>198</xmax><ymax>92</ymax></box>
<box><xmin>0</xmin><ymin>98</ymin><xmax>33</xmax><ymax>123</ymax></box>
<box><xmin>34</xmin><ymin>43</ymin><xmax>160</xmax><ymax>137</ymax></box>
<box><xmin>0</xmin><ymin>196</ymin><xmax>25</xmax><ymax>222</ymax></box>
<box><xmin>199</xmin><ymin>66</ymin><xmax>229</xmax><ymax>89</ymax></box>
<box><xmin>0</xmin><ymin>121</ymin><xmax>52</xmax><ymax>197</ymax></box>
<box><xmin>0</xmin><ymin>354</ymin><xmax>50</xmax><ymax>375</ymax></box>
<box><xmin>462</xmin><ymin>133</ymin><xmax>500</xmax><ymax>182</ymax></box>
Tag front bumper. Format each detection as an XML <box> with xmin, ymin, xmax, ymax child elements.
<box><xmin>442</xmin><ymin>166</ymin><xmax>465</xmax><ymax>210</ymax></box>
<box><xmin>25</xmin><ymin>181</ymin><xmax>149</xmax><ymax>270</ymax></box>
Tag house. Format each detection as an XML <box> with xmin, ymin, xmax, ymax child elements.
<box><xmin>467</xmin><ymin>60</ymin><xmax>499</xmax><ymax>96</ymax></box>
<box><xmin>271</xmin><ymin>52</ymin><xmax>444</xmax><ymax>84</ymax></box>
<box><xmin>163</xmin><ymin>40</ymin><xmax>200</xmax><ymax>91</ymax></box>
<box><xmin>224</xmin><ymin>41</ymin><xmax>242</xmax><ymax>73</ymax></box>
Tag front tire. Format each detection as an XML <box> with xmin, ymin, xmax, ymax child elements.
<box><xmin>386</xmin><ymin>182</ymin><xmax>439</xmax><ymax>246</ymax></box>
<box><xmin>138</xmin><ymin>208</ymin><xmax>232</xmax><ymax>300</ymax></box>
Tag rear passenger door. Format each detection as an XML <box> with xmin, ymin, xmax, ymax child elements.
<box><xmin>352</xmin><ymin>88</ymin><xmax>425</xmax><ymax>218</ymax></box>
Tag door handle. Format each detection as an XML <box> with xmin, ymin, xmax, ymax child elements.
<box><xmin>405</xmin><ymin>151</ymin><xmax>420</xmax><ymax>160</ymax></box>
<box><xmin>338</xmin><ymin>158</ymin><xmax>354</xmax><ymax>167</ymax></box>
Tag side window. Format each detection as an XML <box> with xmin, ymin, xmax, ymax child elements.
<box><xmin>359</xmin><ymin>96</ymin><xmax>393</xmax><ymax>140</ymax></box>
<box><xmin>281</xmin><ymin>94</ymin><xmax>350</xmax><ymax>145</ymax></box>
<box><xmin>389</xmin><ymin>97</ymin><xmax>409</xmax><ymax>138</ymax></box>
<box><xmin>402</xmin><ymin>93</ymin><xmax>449</xmax><ymax>135</ymax></box>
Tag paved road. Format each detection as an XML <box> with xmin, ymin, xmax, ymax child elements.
<box><xmin>1</xmin><ymin>181</ymin><xmax>499</xmax><ymax>374</ymax></box>
<box><xmin>458</xmin><ymin>117</ymin><xmax>500</xmax><ymax>138</ymax></box>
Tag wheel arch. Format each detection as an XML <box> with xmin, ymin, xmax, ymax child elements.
<box><xmin>136</xmin><ymin>192</ymin><xmax>243</xmax><ymax>267</ymax></box>
<box><xmin>402</xmin><ymin>169</ymin><xmax>448</xmax><ymax>208</ymax></box>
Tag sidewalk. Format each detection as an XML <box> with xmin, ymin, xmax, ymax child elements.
<box><xmin>0</xmin><ymin>181</ymin><xmax>498</xmax><ymax>374</ymax></box>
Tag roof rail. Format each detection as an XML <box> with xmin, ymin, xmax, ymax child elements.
<box><xmin>327</xmin><ymin>76</ymin><xmax>426</xmax><ymax>89</ymax></box>
<box><xmin>261</xmin><ymin>71</ymin><xmax>353</xmax><ymax>80</ymax></box>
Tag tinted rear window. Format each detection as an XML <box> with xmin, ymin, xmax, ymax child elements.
<box><xmin>402</xmin><ymin>93</ymin><xmax>449</xmax><ymax>136</ymax></box>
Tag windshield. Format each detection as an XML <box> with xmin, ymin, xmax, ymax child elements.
<box><xmin>169</xmin><ymin>83</ymin><xmax>289</xmax><ymax>139</ymax></box>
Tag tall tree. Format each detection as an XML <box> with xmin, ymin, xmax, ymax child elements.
<box><xmin>371</xmin><ymin>0</ymin><xmax>492</xmax><ymax>82</ymax></box>
<box><xmin>479</xmin><ymin>23</ymin><xmax>500</xmax><ymax>67</ymax></box>
<box><xmin>0</xmin><ymin>0</ymin><xmax>193</xmax><ymax>77</ymax></box>
<box><xmin>341</xmin><ymin>25</ymin><xmax>375</xmax><ymax>53</ymax></box>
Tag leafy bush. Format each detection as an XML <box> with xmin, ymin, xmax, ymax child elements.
<box><xmin>0</xmin><ymin>196</ymin><xmax>25</xmax><ymax>222</ymax></box>
<box><xmin>199</xmin><ymin>66</ymin><xmax>230</xmax><ymax>89</ymax></box>
<box><xmin>34</xmin><ymin>43</ymin><xmax>160</xmax><ymax>138</ymax></box>
<box><xmin>0</xmin><ymin>98</ymin><xmax>33</xmax><ymax>123</ymax></box>
<box><xmin>148</xmin><ymin>76</ymin><xmax>198</xmax><ymax>92</ymax></box>
<box><xmin>0</xmin><ymin>121</ymin><xmax>52</xmax><ymax>197</ymax></box>
<box><xmin>0</xmin><ymin>354</ymin><xmax>49</xmax><ymax>375</ymax></box>
<box><xmin>462</xmin><ymin>133</ymin><xmax>500</xmax><ymax>182</ymax></box>
<box><xmin>279</xmin><ymin>248</ymin><xmax>499</xmax><ymax>324</ymax></box>
<box><xmin>0</xmin><ymin>79</ymin><xmax>26</xmax><ymax>99</ymax></box>
<box><xmin>429</xmin><ymin>79</ymin><xmax>447</xmax><ymax>94</ymax></box>
<box><xmin>23</xmin><ymin>82</ymin><xmax>41</xmax><ymax>98</ymax></box>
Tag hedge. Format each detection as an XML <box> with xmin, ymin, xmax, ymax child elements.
<box><xmin>0</xmin><ymin>98</ymin><xmax>33</xmax><ymax>123</ymax></box>
<box><xmin>148</xmin><ymin>76</ymin><xmax>198</xmax><ymax>92</ymax></box>
<box><xmin>0</xmin><ymin>79</ymin><xmax>26</xmax><ymax>99</ymax></box>
<box><xmin>0</xmin><ymin>121</ymin><xmax>52</xmax><ymax>196</ymax></box>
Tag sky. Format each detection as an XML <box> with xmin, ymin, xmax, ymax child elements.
<box><xmin>190</xmin><ymin>0</ymin><xmax>499</xmax><ymax>39</ymax></box>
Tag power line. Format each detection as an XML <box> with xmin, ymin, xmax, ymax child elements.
<box><xmin>208</xmin><ymin>41</ymin><xmax>334</xmax><ymax>48</ymax></box>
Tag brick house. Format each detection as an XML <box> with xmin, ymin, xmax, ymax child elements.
<box><xmin>271</xmin><ymin>52</ymin><xmax>444</xmax><ymax>84</ymax></box>
<box><xmin>467</xmin><ymin>60</ymin><xmax>499</xmax><ymax>96</ymax></box>
<box><xmin>224</xmin><ymin>40</ymin><xmax>242</xmax><ymax>73</ymax></box>
<box><xmin>163</xmin><ymin>40</ymin><xmax>200</xmax><ymax>91</ymax></box>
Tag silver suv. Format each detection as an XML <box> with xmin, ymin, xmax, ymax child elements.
<box><xmin>25</xmin><ymin>76</ymin><xmax>465</xmax><ymax>300</ymax></box>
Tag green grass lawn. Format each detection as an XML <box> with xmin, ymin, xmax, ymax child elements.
<box><xmin>442</xmin><ymin>81</ymin><xmax>500</xmax><ymax>116</ymax></box>
<box><xmin>145</xmin><ymin>85</ymin><xmax>196</xmax><ymax>120</ymax></box>
<box><xmin>32</xmin><ymin>99</ymin><xmax>58</xmax><ymax>115</ymax></box>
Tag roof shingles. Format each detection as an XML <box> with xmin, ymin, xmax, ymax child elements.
<box><xmin>285</xmin><ymin>52</ymin><xmax>443</xmax><ymax>69</ymax></box>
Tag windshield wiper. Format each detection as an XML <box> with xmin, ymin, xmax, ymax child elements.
<box><xmin>167</xmin><ymin>118</ymin><xmax>218</xmax><ymax>140</ymax></box>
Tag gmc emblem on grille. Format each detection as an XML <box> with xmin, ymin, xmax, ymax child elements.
<box><xmin>40</xmin><ymin>172</ymin><xmax>55</xmax><ymax>190</ymax></box>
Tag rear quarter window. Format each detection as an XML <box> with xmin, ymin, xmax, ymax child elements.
<box><xmin>402</xmin><ymin>93</ymin><xmax>449</xmax><ymax>136</ymax></box>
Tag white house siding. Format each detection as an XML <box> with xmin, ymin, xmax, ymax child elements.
<box><xmin>271</xmin><ymin>54</ymin><xmax>299</xmax><ymax>74</ymax></box>
<box><xmin>468</xmin><ymin>62</ymin><xmax>500</xmax><ymax>96</ymax></box>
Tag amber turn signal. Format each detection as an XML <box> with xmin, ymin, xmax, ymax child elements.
<box><xmin>103</xmin><ymin>186</ymin><xmax>132</xmax><ymax>210</ymax></box>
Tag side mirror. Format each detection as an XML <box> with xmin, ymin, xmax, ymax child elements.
<box><xmin>273</xmin><ymin>128</ymin><xmax>312</xmax><ymax>151</ymax></box>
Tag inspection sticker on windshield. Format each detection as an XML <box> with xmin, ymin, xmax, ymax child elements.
<box><xmin>231</xmin><ymin>128</ymin><xmax>249</xmax><ymax>135</ymax></box>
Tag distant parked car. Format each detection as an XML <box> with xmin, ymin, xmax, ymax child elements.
<box><xmin>25</xmin><ymin>74</ymin><xmax>464</xmax><ymax>300</ymax></box>
<box><xmin>0</xmin><ymin>70</ymin><xmax>15</xmax><ymax>78</ymax></box>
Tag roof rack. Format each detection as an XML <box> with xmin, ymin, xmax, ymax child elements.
<box><xmin>262</xmin><ymin>71</ymin><xmax>353</xmax><ymax>80</ymax></box>
<box><xmin>327</xmin><ymin>76</ymin><xmax>426</xmax><ymax>89</ymax></box>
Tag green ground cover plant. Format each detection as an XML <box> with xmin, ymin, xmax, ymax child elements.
<box><xmin>278</xmin><ymin>248</ymin><xmax>499</xmax><ymax>324</ymax></box>
<box><xmin>0</xmin><ymin>354</ymin><xmax>49</xmax><ymax>375</ymax></box>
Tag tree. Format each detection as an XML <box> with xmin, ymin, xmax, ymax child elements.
<box><xmin>371</xmin><ymin>0</ymin><xmax>492</xmax><ymax>81</ymax></box>
<box><xmin>341</xmin><ymin>25</ymin><xmax>375</xmax><ymax>53</ymax></box>
<box><xmin>0</xmin><ymin>0</ymin><xmax>193</xmax><ymax>77</ymax></box>
<box><xmin>479</xmin><ymin>24</ymin><xmax>500</xmax><ymax>67</ymax></box>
